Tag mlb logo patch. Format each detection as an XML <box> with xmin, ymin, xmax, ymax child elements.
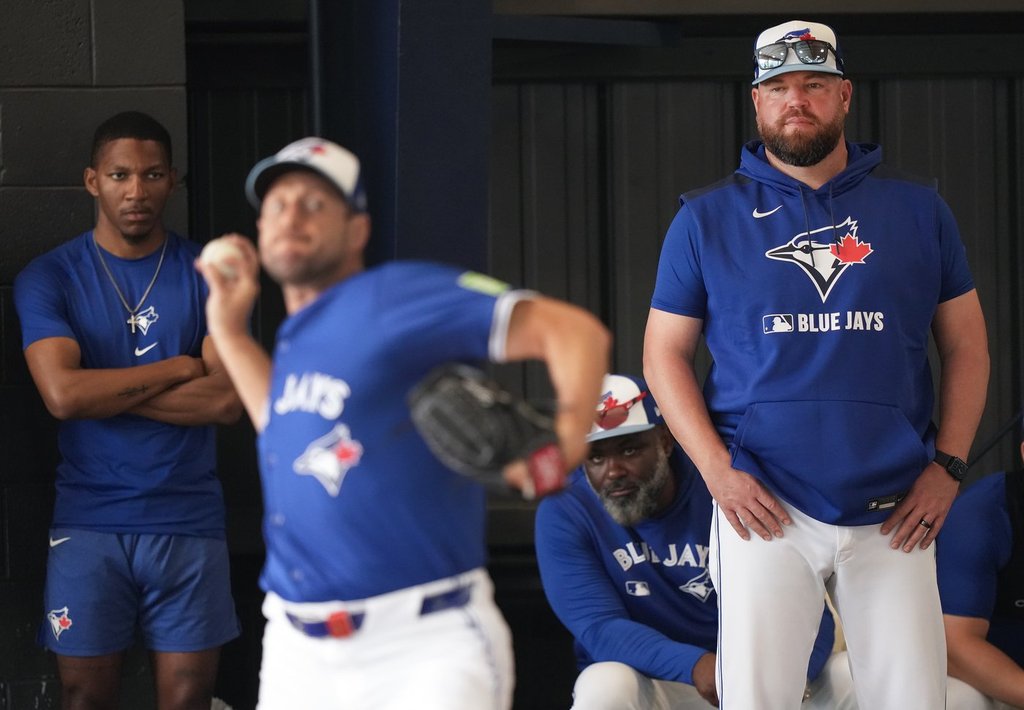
<box><xmin>625</xmin><ymin>581</ymin><xmax>650</xmax><ymax>597</ymax></box>
<box><xmin>763</xmin><ymin>314</ymin><xmax>794</xmax><ymax>334</ymax></box>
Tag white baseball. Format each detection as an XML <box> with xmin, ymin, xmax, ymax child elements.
<box><xmin>200</xmin><ymin>239</ymin><xmax>243</xmax><ymax>279</ymax></box>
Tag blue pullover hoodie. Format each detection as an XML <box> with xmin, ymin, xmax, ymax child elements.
<box><xmin>651</xmin><ymin>140</ymin><xmax>974</xmax><ymax>525</ymax></box>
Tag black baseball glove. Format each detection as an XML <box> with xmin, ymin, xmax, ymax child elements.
<box><xmin>408</xmin><ymin>363</ymin><xmax>566</xmax><ymax>499</ymax></box>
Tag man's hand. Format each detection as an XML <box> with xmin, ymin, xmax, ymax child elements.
<box><xmin>195</xmin><ymin>234</ymin><xmax>260</xmax><ymax>339</ymax></box>
<box><xmin>693</xmin><ymin>652</ymin><xmax>719</xmax><ymax>707</ymax></box>
<box><xmin>172</xmin><ymin>354</ymin><xmax>207</xmax><ymax>382</ymax></box>
<box><xmin>703</xmin><ymin>463</ymin><xmax>791</xmax><ymax>541</ymax></box>
<box><xmin>194</xmin><ymin>234</ymin><xmax>273</xmax><ymax>431</ymax></box>
<box><xmin>880</xmin><ymin>462</ymin><xmax>960</xmax><ymax>551</ymax></box>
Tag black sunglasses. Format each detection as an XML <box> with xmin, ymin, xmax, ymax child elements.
<box><xmin>755</xmin><ymin>39</ymin><xmax>843</xmax><ymax>72</ymax></box>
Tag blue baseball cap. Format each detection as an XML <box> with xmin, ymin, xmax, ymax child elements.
<box><xmin>588</xmin><ymin>374</ymin><xmax>664</xmax><ymax>443</ymax></box>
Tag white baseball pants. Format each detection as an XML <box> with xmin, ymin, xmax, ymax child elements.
<box><xmin>257</xmin><ymin>568</ymin><xmax>514</xmax><ymax>710</ymax></box>
<box><xmin>710</xmin><ymin>502</ymin><xmax>946</xmax><ymax>709</ymax></box>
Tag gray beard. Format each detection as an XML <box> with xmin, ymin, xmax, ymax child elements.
<box><xmin>600</xmin><ymin>448</ymin><xmax>672</xmax><ymax>527</ymax></box>
<box><xmin>758</xmin><ymin>111</ymin><xmax>844</xmax><ymax>168</ymax></box>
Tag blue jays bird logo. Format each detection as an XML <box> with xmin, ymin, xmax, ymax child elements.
<box><xmin>765</xmin><ymin>217</ymin><xmax>873</xmax><ymax>303</ymax></box>
<box><xmin>130</xmin><ymin>306</ymin><xmax>160</xmax><ymax>335</ymax></box>
<box><xmin>293</xmin><ymin>424</ymin><xmax>364</xmax><ymax>496</ymax></box>
<box><xmin>679</xmin><ymin>568</ymin><xmax>714</xmax><ymax>602</ymax></box>
<box><xmin>47</xmin><ymin>606</ymin><xmax>73</xmax><ymax>640</ymax></box>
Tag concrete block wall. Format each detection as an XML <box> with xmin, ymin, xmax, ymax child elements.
<box><xmin>0</xmin><ymin>2</ymin><xmax>187</xmax><ymax>706</ymax></box>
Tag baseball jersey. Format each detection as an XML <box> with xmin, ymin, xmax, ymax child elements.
<box><xmin>936</xmin><ymin>471</ymin><xmax>1024</xmax><ymax>666</ymax></box>
<box><xmin>534</xmin><ymin>448</ymin><xmax>835</xmax><ymax>685</ymax></box>
<box><xmin>257</xmin><ymin>261</ymin><xmax>528</xmax><ymax>603</ymax></box>
<box><xmin>651</xmin><ymin>141</ymin><xmax>974</xmax><ymax>525</ymax></box>
<box><xmin>14</xmin><ymin>231</ymin><xmax>224</xmax><ymax>536</ymax></box>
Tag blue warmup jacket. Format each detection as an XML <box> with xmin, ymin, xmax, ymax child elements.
<box><xmin>535</xmin><ymin>449</ymin><xmax>834</xmax><ymax>685</ymax></box>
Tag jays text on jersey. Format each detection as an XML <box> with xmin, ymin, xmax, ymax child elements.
<box><xmin>14</xmin><ymin>231</ymin><xmax>224</xmax><ymax>535</ymax></box>
<box><xmin>258</xmin><ymin>261</ymin><xmax>528</xmax><ymax>602</ymax></box>
<box><xmin>651</xmin><ymin>141</ymin><xmax>974</xmax><ymax>525</ymax></box>
<box><xmin>535</xmin><ymin>448</ymin><xmax>834</xmax><ymax>685</ymax></box>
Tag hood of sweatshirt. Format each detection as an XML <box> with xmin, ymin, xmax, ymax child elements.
<box><xmin>737</xmin><ymin>139</ymin><xmax>882</xmax><ymax>197</ymax></box>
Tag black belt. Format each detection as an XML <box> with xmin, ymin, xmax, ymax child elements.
<box><xmin>286</xmin><ymin>584</ymin><xmax>473</xmax><ymax>639</ymax></box>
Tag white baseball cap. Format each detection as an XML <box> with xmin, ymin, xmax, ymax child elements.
<box><xmin>752</xmin><ymin>20</ymin><xmax>844</xmax><ymax>85</ymax></box>
<box><xmin>588</xmin><ymin>374</ymin><xmax>664</xmax><ymax>443</ymax></box>
<box><xmin>246</xmin><ymin>137</ymin><xmax>368</xmax><ymax>211</ymax></box>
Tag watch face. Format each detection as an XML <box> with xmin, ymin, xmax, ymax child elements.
<box><xmin>935</xmin><ymin>450</ymin><xmax>968</xmax><ymax>481</ymax></box>
<box><xmin>948</xmin><ymin>457</ymin><xmax>968</xmax><ymax>481</ymax></box>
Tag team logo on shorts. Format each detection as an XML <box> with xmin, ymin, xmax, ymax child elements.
<box><xmin>293</xmin><ymin>424</ymin><xmax>364</xmax><ymax>496</ymax></box>
<box><xmin>47</xmin><ymin>606</ymin><xmax>73</xmax><ymax>640</ymax></box>
<box><xmin>765</xmin><ymin>217</ymin><xmax>872</xmax><ymax>303</ymax></box>
<box><xmin>679</xmin><ymin>568</ymin><xmax>714</xmax><ymax>602</ymax></box>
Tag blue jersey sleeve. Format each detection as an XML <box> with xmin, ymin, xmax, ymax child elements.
<box><xmin>534</xmin><ymin>488</ymin><xmax>710</xmax><ymax>685</ymax></box>
<box><xmin>935</xmin><ymin>195</ymin><xmax>975</xmax><ymax>303</ymax></box>
<box><xmin>377</xmin><ymin>263</ymin><xmax>510</xmax><ymax>365</ymax></box>
<box><xmin>650</xmin><ymin>205</ymin><xmax>708</xmax><ymax>319</ymax></box>
<box><xmin>14</xmin><ymin>256</ymin><xmax>77</xmax><ymax>348</ymax></box>
<box><xmin>936</xmin><ymin>473</ymin><xmax>1010</xmax><ymax>619</ymax></box>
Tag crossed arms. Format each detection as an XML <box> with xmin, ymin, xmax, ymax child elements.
<box><xmin>24</xmin><ymin>334</ymin><xmax>242</xmax><ymax>425</ymax></box>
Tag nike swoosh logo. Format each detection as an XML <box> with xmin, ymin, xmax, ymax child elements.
<box><xmin>752</xmin><ymin>205</ymin><xmax>783</xmax><ymax>218</ymax></box>
<box><xmin>49</xmin><ymin>537</ymin><xmax>71</xmax><ymax>548</ymax></box>
<box><xmin>134</xmin><ymin>343</ymin><xmax>158</xmax><ymax>357</ymax></box>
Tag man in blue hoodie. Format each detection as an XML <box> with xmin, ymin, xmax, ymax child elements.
<box><xmin>643</xmin><ymin>19</ymin><xmax>990</xmax><ymax>709</ymax></box>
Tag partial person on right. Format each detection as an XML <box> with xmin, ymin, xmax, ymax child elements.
<box><xmin>936</xmin><ymin>430</ymin><xmax>1024</xmax><ymax>710</ymax></box>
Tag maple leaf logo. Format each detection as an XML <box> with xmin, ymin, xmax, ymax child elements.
<box><xmin>334</xmin><ymin>439</ymin><xmax>363</xmax><ymax>467</ymax></box>
<box><xmin>830</xmin><ymin>234</ymin><xmax>873</xmax><ymax>264</ymax></box>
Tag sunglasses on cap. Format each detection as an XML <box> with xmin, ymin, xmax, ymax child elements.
<box><xmin>594</xmin><ymin>391</ymin><xmax>647</xmax><ymax>431</ymax></box>
<box><xmin>755</xmin><ymin>39</ymin><xmax>843</xmax><ymax>72</ymax></box>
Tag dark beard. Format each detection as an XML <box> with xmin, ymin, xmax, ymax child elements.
<box><xmin>758</xmin><ymin>110</ymin><xmax>845</xmax><ymax>168</ymax></box>
<box><xmin>600</xmin><ymin>448</ymin><xmax>672</xmax><ymax>527</ymax></box>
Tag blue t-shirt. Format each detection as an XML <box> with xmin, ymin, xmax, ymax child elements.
<box><xmin>535</xmin><ymin>448</ymin><xmax>834</xmax><ymax>685</ymax></box>
<box><xmin>14</xmin><ymin>231</ymin><xmax>225</xmax><ymax>536</ymax></box>
<box><xmin>257</xmin><ymin>261</ymin><xmax>524</xmax><ymax>602</ymax></box>
<box><xmin>936</xmin><ymin>472</ymin><xmax>1024</xmax><ymax>667</ymax></box>
<box><xmin>651</xmin><ymin>141</ymin><xmax>975</xmax><ymax>525</ymax></box>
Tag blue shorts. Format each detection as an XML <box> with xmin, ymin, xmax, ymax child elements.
<box><xmin>39</xmin><ymin>529</ymin><xmax>240</xmax><ymax>656</ymax></box>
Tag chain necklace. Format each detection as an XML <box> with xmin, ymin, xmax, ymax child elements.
<box><xmin>93</xmin><ymin>234</ymin><xmax>168</xmax><ymax>333</ymax></box>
